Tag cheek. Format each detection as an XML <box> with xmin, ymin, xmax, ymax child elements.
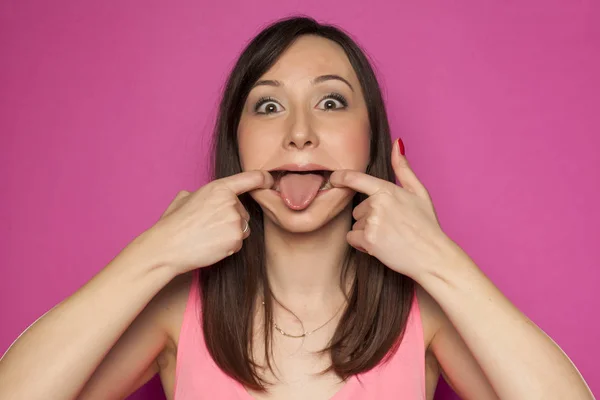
<box><xmin>237</xmin><ymin>125</ymin><xmax>275</xmax><ymax>170</ymax></box>
<box><xmin>332</xmin><ymin>126</ymin><xmax>371</xmax><ymax>171</ymax></box>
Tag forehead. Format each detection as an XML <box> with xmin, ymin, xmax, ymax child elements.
<box><xmin>259</xmin><ymin>35</ymin><xmax>356</xmax><ymax>82</ymax></box>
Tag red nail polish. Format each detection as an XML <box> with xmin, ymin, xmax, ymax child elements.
<box><xmin>397</xmin><ymin>138</ymin><xmax>405</xmax><ymax>156</ymax></box>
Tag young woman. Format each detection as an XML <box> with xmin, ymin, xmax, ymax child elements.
<box><xmin>0</xmin><ymin>16</ymin><xmax>594</xmax><ymax>400</ymax></box>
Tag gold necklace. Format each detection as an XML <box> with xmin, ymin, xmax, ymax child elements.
<box><xmin>262</xmin><ymin>300</ymin><xmax>345</xmax><ymax>338</ymax></box>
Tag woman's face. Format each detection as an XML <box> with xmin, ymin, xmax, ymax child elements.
<box><xmin>238</xmin><ymin>35</ymin><xmax>371</xmax><ymax>233</ymax></box>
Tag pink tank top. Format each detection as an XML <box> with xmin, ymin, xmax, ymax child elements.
<box><xmin>173</xmin><ymin>270</ymin><xmax>426</xmax><ymax>399</ymax></box>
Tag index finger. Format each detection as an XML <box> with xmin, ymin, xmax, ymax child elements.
<box><xmin>219</xmin><ymin>170</ymin><xmax>274</xmax><ymax>195</ymax></box>
<box><xmin>329</xmin><ymin>170</ymin><xmax>392</xmax><ymax>196</ymax></box>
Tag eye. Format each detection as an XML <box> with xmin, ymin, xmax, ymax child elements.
<box><xmin>317</xmin><ymin>93</ymin><xmax>348</xmax><ymax>111</ymax></box>
<box><xmin>254</xmin><ymin>97</ymin><xmax>283</xmax><ymax>115</ymax></box>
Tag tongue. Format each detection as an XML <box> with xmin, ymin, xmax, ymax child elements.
<box><xmin>279</xmin><ymin>173</ymin><xmax>325</xmax><ymax>210</ymax></box>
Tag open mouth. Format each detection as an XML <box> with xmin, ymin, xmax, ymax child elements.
<box><xmin>270</xmin><ymin>170</ymin><xmax>333</xmax><ymax>192</ymax></box>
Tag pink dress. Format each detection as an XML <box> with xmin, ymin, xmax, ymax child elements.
<box><xmin>173</xmin><ymin>270</ymin><xmax>426</xmax><ymax>399</ymax></box>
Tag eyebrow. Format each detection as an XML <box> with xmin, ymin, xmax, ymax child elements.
<box><xmin>252</xmin><ymin>74</ymin><xmax>354</xmax><ymax>92</ymax></box>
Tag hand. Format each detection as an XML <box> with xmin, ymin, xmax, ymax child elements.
<box><xmin>329</xmin><ymin>140</ymin><xmax>463</xmax><ymax>281</ymax></box>
<box><xmin>139</xmin><ymin>170</ymin><xmax>273</xmax><ymax>275</ymax></box>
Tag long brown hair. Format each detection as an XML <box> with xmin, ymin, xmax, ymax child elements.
<box><xmin>199</xmin><ymin>16</ymin><xmax>415</xmax><ymax>391</ymax></box>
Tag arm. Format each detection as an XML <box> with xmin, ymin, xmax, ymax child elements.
<box><xmin>0</xmin><ymin>171</ymin><xmax>273</xmax><ymax>400</ymax></box>
<box><xmin>0</xmin><ymin>231</ymin><xmax>176</xmax><ymax>400</ymax></box>
<box><xmin>417</xmin><ymin>285</ymin><xmax>499</xmax><ymax>399</ymax></box>
<box><xmin>78</xmin><ymin>272</ymin><xmax>191</xmax><ymax>400</ymax></box>
<box><xmin>418</xmin><ymin>243</ymin><xmax>594</xmax><ymax>400</ymax></box>
<box><xmin>329</xmin><ymin>144</ymin><xmax>594</xmax><ymax>399</ymax></box>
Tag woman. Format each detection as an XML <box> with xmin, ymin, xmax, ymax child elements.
<box><xmin>0</xmin><ymin>16</ymin><xmax>594</xmax><ymax>400</ymax></box>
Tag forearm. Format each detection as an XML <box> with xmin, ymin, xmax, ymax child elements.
<box><xmin>0</xmin><ymin>233</ymin><xmax>175</xmax><ymax>400</ymax></box>
<box><xmin>418</xmin><ymin>246</ymin><xmax>594</xmax><ymax>400</ymax></box>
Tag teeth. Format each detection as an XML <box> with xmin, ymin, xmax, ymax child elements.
<box><xmin>319</xmin><ymin>178</ymin><xmax>332</xmax><ymax>191</ymax></box>
<box><xmin>320</xmin><ymin>171</ymin><xmax>332</xmax><ymax>190</ymax></box>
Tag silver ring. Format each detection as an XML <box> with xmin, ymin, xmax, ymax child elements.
<box><xmin>242</xmin><ymin>219</ymin><xmax>249</xmax><ymax>233</ymax></box>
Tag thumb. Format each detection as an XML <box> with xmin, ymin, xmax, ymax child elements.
<box><xmin>391</xmin><ymin>138</ymin><xmax>427</xmax><ymax>198</ymax></box>
<box><xmin>160</xmin><ymin>190</ymin><xmax>191</xmax><ymax>219</ymax></box>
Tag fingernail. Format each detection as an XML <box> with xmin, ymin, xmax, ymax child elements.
<box><xmin>397</xmin><ymin>138</ymin><xmax>406</xmax><ymax>156</ymax></box>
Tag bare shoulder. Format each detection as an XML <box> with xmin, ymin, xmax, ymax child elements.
<box><xmin>415</xmin><ymin>283</ymin><xmax>445</xmax><ymax>350</ymax></box>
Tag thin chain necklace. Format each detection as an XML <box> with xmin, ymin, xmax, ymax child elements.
<box><xmin>262</xmin><ymin>299</ymin><xmax>346</xmax><ymax>338</ymax></box>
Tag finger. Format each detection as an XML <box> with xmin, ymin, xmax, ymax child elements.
<box><xmin>391</xmin><ymin>138</ymin><xmax>429</xmax><ymax>198</ymax></box>
<box><xmin>227</xmin><ymin>197</ymin><xmax>250</xmax><ymax>239</ymax></box>
<box><xmin>329</xmin><ymin>170</ymin><xmax>392</xmax><ymax>196</ymax></box>
<box><xmin>219</xmin><ymin>170</ymin><xmax>274</xmax><ymax>195</ymax></box>
<box><xmin>346</xmin><ymin>230</ymin><xmax>368</xmax><ymax>253</ymax></box>
<box><xmin>241</xmin><ymin>218</ymin><xmax>251</xmax><ymax>239</ymax></box>
<box><xmin>233</xmin><ymin>198</ymin><xmax>250</xmax><ymax>222</ymax></box>
<box><xmin>352</xmin><ymin>217</ymin><xmax>367</xmax><ymax>231</ymax></box>
<box><xmin>351</xmin><ymin>197</ymin><xmax>373</xmax><ymax>221</ymax></box>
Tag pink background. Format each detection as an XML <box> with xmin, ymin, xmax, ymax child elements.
<box><xmin>1</xmin><ymin>1</ymin><xmax>598</xmax><ymax>399</ymax></box>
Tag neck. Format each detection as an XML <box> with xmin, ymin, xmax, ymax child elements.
<box><xmin>263</xmin><ymin>205</ymin><xmax>353</xmax><ymax>312</ymax></box>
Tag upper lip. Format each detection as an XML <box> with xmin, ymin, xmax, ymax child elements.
<box><xmin>269</xmin><ymin>163</ymin><xmax>332</xmax><ymax>172</ymax></box>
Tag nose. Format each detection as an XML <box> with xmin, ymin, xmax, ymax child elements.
<box><xmin>283</xmin><ymin>111</ymin><xmax>319</xmax><ymax>150</ymax></box>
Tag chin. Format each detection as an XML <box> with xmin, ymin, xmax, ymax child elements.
<box><xmin>250</xmin><ymin>187</ymin><xmax>354</xmax><ymax>234</ymax></box>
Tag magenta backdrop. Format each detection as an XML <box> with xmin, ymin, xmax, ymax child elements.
<box><xmin>1</xmin><ymin>1</ymin><xmax>598</xmax><ymax>399</ymax></box>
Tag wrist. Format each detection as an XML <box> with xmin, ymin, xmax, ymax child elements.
<box><xmin>414</xmin><ymin>238</ymin><xmax>480</xmax><ymax>289</ymax></box>
<box><xmin>119</xmin><ymin>228</ymin><xmax>177</xmax><ymax>280</ymax></box>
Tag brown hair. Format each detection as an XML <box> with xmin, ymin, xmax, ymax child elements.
<box><xmin>199</xmin><ymin>15</ymin><xmax>415</xmax><ymax>391</ymax></box>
